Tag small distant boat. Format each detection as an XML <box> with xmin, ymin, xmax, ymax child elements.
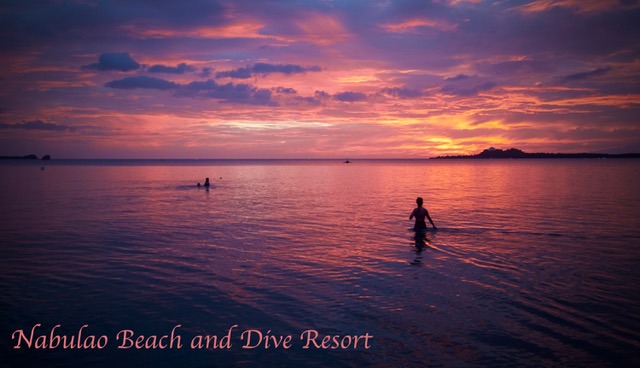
<box><xmin>343</xmin><ymin>160</ymin><xmax>351</xmax><ymax>163</ymax></box>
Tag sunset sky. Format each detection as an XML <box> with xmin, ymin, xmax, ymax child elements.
<box><xmin>1</xmin><ymin>0</ymin><xmax>639</xmax><ymax>158</ymax></box>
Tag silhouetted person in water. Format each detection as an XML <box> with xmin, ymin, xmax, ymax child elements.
<box><xmin>204</xmin><ymin>178</ymin><xmax>210</xmax><ymax>188</ymax></box>
<box><xmin>410</xmin><ymin>197</ymin><xmax>436</xmax><ymax>231</ymax></box>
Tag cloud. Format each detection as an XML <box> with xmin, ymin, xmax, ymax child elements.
<box><xmin>513</xmin><ymin>0</ymin><xmax>636</xmax><ymax>14</ymax></box>
<box><xmin>381</xmin><ymin>18</ymin><xmax>457</xmax><ymax>33</ymax></box>
<box><xmin>274</xmin><ymin>87</ymin><xmax>297</xmax><ymax>94</ymax></box>
<box><xmin>557</xmin><ymin>67</ymin><xmax>612</xmax><ymax>83</ymax></box>
<box><xmin>0</xmin><ymin>120</ymin><xmax>70</xmax><ymax>131</ymax></box>
<box><xmin>444</xmin><ymin>74</ymin><xmax>471</xmax><ymax>82</ymax></box>
<box><xmin>105</xmin><ymin>76</ymin><xmax>179</xmax><ymax>90</ymax></box>
<box><xmin>252</xmin><ymin>62</ymin><xmax>321</xmax><ymax>75</ymax></box>
<box><xmin>101</xmin><ymin>76</ymin><xmax>277</xmax><ymax>105</ymax></box>
<box><xmin>179</xmin><ymin>79</ymin><xmax>275</xmax><ymax>105</ymax></box>
<box><xmin>477</xmin><ymin>60</ymin><xmax>553</xmax><ymax>76</ymax></box>
<box><xmin>441</xmin><ymin>81</ymin><xmax>497</xmax><ymax>96</ymax></box>
<box><xmin>0</xmin><ymin>1</ymin><xmax>229</xmax><ymax>46</ymax></box>
<box><xmin>148</xmin><ymin>63</ymin><xmax>196</xmax><ymax>74</ymax></box>
<box><xmin>199</xmin><ymin>67</ymin><xmax>214</xmax><ymax>78</ymax></box>
<box><xmin>334</xmin><ymin>91</ymin><xmax>368</xmax><ymax>102</ymax></box>
<box><xmin>216</xmin><ymin>67</ymin><xmax>253</xmax><ymax>79</ymax></box>
<box><xmin>216</xmin><ymin>63</ymin><xmax>321</xmax><ymax>79</ymax></box>
<box><xmin>83</xmin><ymin>52</ymin><xmax>141</xmax><ymax>72</ymax></box>
<box><xmin>380</xmin><ymin>87</ymin><xmax>424</xmax><ymax>98</ymax></box>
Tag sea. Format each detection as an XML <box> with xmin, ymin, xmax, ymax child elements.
<box><xmin>1</xmin><ymin>159</ymin><xmax>639</xmax><ymax>367</ymax></box>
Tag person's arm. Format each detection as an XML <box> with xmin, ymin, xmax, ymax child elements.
<box><xmin>409</xmin><ymin>208</ymin><xmax>416</xmax><ymax>220</ymax></box>
<box><xmin>425</xmin><ymin>210</ymin><xmax>437</xmax><ymax>229</ymax></box>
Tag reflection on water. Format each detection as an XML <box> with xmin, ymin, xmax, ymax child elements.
<box><xmin>1</xmin><ymin>159</ymin><xmax>639</xmax><ymax>367</ymax></box>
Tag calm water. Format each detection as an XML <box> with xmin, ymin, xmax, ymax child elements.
<box><xmin>1</xmin><ymin>159</ymin><xmax>639</xmax><ymax>367</ymax></box>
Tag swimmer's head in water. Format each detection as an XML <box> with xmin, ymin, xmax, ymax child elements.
<box><xmin>416</xmin><ymin>197</ymin><xmax>423</xmax><ymax>207</ymax></box>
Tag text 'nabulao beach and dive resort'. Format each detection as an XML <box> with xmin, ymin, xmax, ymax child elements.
<box><xmin>12</xmin><ymin>324</ymin><xmax>373</xmax><ymax>351</ymax></box>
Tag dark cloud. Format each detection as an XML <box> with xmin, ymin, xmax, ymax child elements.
<box><xmin>441</xmin><ymin>81</ymin><xmax>497</xmax><ymax>96</ymax></box>
<box><xmin>148</xmin><ymin>63</ymin><xmax>196</xmax><ymax>74</ymax></box>
<box><xmin>216</xmin><ymin>63</ymin><xmax>321</xmax><ymax>79</ymax></box>
<box><xmin>528</xmin><ymin>88</ymin><xmax>593</xmax><ymax>102</ymax></box>
<box><xmin>133</xmin><ymin>0</ymin><xmax>226</xmax><ymax>27</ymax></box>
<box><xmin>274</xmin><ymin>87</ymin><xmax>297</xmax><ymax>94</ymax></box>
<box><xmin>444</xmin><ymin>74</ymin><xmax>471</xmax><ymax>82</ymax></box>
<box><xmin>0</xmin><ymin>1</ymin><xmax>228</xmax><ymax>51</ymax></box>
<box><xmin>380</xmin><ymin>87</ymin><xmax>424</xmax><ymax>98</ymax></box>
<box><xmin>334</xmin><ymin>92</ymin><xmax>368</xmax><ymax>102</ymax></box>
<box><xmin>477</xmin><ymin>60</ymin><xmax>553</xmax><ymax>76</ymax></box>
<box><xmin>252</xmin><ymin>62</ymin><xmax>321</xmax><ymax>75</ymax></box>
<box><xmin>83</xmin><ymin>52</ymin><xmax>141</xmax><ymax>72</ymax></box>
<box><xmin>199</xmin><ymin>67</ymin><xmax>214</xmax><ymax>78</ymax></box>
<box><xmin>180</xmin><ymin>79</ymin><xmax>217</xmax><ymax>92</ymax></box>
<box><xmin>503</xmin><ymin>8</ymin><xmax>640</xmax><ymax>59</ymax></box>
<box><xmin>352</xmin><ymin>1</ymin><xmax>640</xmax><ymax>75</ymax></box>
<box><xmin>216</xmin><ymin>67</ymin><xmax>253</xmax><ymax>79</ymax></box>
<box><xmin>178</xmin><ymin>79</ymin><xmax>275</xmax><ymax>106</ymax></box>
<box><xmin>105</xmin><ymin>76</ymin><xmax>179</xmax><ymax>90</ymax></box>
<box><xmin>557</xmin><ymin>67</ymin><xmax>612</xmax><ymax>83</ymax></box>
<box><xmin>292</xmin><ymin>96</ymin><xmax>322</xmax><ymax>106</ymax></box>
<box><xmin>0</xmin><ymin>120</ymin><xmax>70</xmax><ymax>131</ymax></box>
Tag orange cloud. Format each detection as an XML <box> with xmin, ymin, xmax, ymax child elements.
<box><xmin>381</xmin><ymin>18</ymin><xmax>457</xmax><ymax>33</ymax></box>
<box><xmin>294</xmin><ymin>12</ymin><xmax>351</xmax><ymax>45</ymax></box>
<box><xmin>514</xmin><ymin>0</ymin><xmax>634</xmax><ymax>14</ymax></box>
<box><xmin>121</xmin><ymin>21</ymin><xmax>290</xmax><ymax>42</ymax></box>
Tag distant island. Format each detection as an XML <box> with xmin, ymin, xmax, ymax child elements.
<box><xmin>0</xmin><ymin>154</ymin><xmax>51</xmax><ymax>160</ymax></box>
<box><xmin>431</xmin><ymin>147</ymin><xmax>640</xmax><ymax>159</ymax></box>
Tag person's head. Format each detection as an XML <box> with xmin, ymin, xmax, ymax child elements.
<box><xmin>205</xmin><ymin>177</ymin><xmax>209</xmax><ymax>181</ymax></box>
<box><xmin>416</xmin><ymin>197</ymin><xmax>423</xmax><ymax>207</ymax></box>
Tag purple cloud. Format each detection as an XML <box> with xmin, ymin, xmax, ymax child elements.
<box><xmin>216</xmin><ymin>67</ymin><xmax>253</xmax><ymax>79</ymax></box>
<box><xmin>148</xmin><ymin>63</ymin><xmax>196</xmax><ymax>74</ymax></box>
<box><xmin>83</xmin><ymin>53</ymin><xmax>141</xmax><ymax>72</ymax></box>
<box><xmin>557</xmin><ymin>67</ymin><xmax>612</xmax><ymax>83</ymax></box>
<box><xmin>0</xmin><ymin>120</ymin><xmax>70</xmax><ymax>131</ymax></box>
<box><xmin>179</xmin><ymin>79</ymin><xmax>275</xmax><ymax>106</ymax></box>
<box><xmin>105</xmin><ymin>76</ymin><xmax>179</xmax><ymax>90</ymax></box>
<box><xmin>252</xmin><ymin>63</ymin><xmax>321</xmax><ymax>75</ymax></box>
<box><xmin>444</xmin><ymin>74</ymin><xmax>470</xmax><ymax>82</ymax></box>
<box><xmin>381</xmin><ymin>87</ymin><xmax>424</xmax><ymax>98</ymax></box>
<box><xmin>477</xmin><ymin>60</ymin><xmax>553</xmax><ymax>76</ymax></box>
<box><xmin>441</xmin><ymin>82</ymin><xmax>497</xmax><ymax>96</ymax></box>
<box><xmin>199</xmin><ymin>67</ymin><xmax>214</xmax><ymax>78</ymax></box>
<box><xmin>0</xmin><ymin>1</ymin><xmax>228</xmax><ymax>51</ymax></box>
<box><xmin>274</xmin><ymin>87</ymin><xmax>297</xmax><ymax>94</ymax></box>
<box><xmin>334</xmin><ymin>91</ymin><xmax>367</xmax><ymax>102</ymax></box>
<box><xmin>217</xmin><ymin>63</ymin><xmax>321</xmax><ymax>79</ymax></box>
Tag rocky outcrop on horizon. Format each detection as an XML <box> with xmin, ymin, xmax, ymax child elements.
<box><xmin>431</xmin><ymin>148</ymin><xmax>640</xmax><ymax>159</ymax></box>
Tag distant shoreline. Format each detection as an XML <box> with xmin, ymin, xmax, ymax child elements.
<box><xmin>0</xmin><ymin>154</ymin><xmax>39</xmax><ymax>160</ymax></box>
<box><xmin>0</xmin><ymin>154</ymin><xmax>50</xmax><ymax>160</ymax></box>
<box><xmin>430</xmin><ymin>148</ymin><xmax>640</xmax><ymax>159</ymax></box>
<box><xmin>2</xmin><ymin>149</ymin><xmax>640</xmax><ymax>161</ymax></box>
